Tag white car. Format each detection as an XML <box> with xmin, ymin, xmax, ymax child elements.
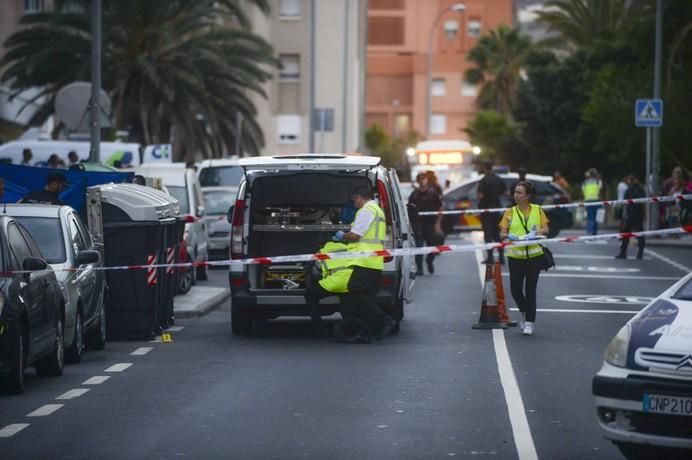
<box><xmin>593</xmin><ymin>272</ymin><xmax>692</xmax><ymax>459</ymax></box>
<box><xmin>202</xmin><ymin>186</ymin><xmax>236</xmax><ymax>260</ymax></box>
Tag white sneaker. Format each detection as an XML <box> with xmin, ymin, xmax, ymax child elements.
<box><xmin>518</xmin><ymin>313</ymin><xmax>526</xmax><ymax>329</ymax></box>
<box><xmin>523</xmin><ymin>322</ymin><xmax>534</xmax><ymax>336</ymax></box>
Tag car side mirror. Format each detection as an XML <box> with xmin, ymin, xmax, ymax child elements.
<box><xmin>23</xmin><ymin>257</ymin><xmax>48</xmax><ymax>271</ymax></box>
<box><xmin>226</xmin><ymin>205</ymin><xmax>234</xmax><ymax>223</ymax></box>
<box><xmin>76</xmin><ymin>249</ymin><xmax>100</xmax><ymax>265</ymax></box>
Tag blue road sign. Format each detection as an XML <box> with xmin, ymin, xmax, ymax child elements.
<box><xmin>635</xmin><ymin>99</ymin><xmax>663</xmax><ymax>127</ymax></box>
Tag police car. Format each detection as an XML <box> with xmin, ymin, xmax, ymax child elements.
<box><xmin>593</xmin><ymin>272</ymin><xmax>692</xmax><ymax>459</ymax></box>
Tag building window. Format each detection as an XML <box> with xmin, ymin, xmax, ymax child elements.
<box><xmin>279</xmin><ymin>54</ymin><xmax>300</xmax><ymax>81</ymax></box>
<box><xmin>279</xmin><ymin>0</ymin><xmax>301</xmax><ymax>19</ymax></box>
<box><xmin>368</xmin><ymin>17</ymin><xmax>405</xmax><ymax>45</ymax></box>
<box><xmin>431</xmin><ymin>78</ymin><xmax>447</xmax><ymax>96</ymax></box>
<box><xmin>430</xmin><ymin>115</ymin><xmax>447</xmax><ymax>134</ymax></box>
<box><xmin>24</xmin><ymin>0</ymin><xmax>44</xmax><ymax>13</ymax></box>
<box><xmin>370</xmin><ymin>0</ymin><xmax>404</xmax><ymax>9</ymax></box>
<box><xmin>277</xmin><ymin>115</ymin><xmax>301</xmax><ymax>144</ymax></box>
<box><xmin>468</xmin><ymin>19</ymin><xmax>482</xmax><ymax>38</ymax></box>
<box><xmin>461</xmin><ymin>81</ymin><xmax>477</xmax><ymax>97</ymax></box>
<box><xmin>444</xmin><ymin>20</ymin><xmax>459</xmax><ymax>39</ymax></box>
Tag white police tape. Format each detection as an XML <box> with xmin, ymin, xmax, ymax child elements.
<box><xmin>4</xmin><ymin>225</ymin><xmax>689</xmax><ymax>275</ymax></box>
<box><xmin>418</xmin><ymin>193</ymin><xmax>692</xmax><ymax>216</ymax></box>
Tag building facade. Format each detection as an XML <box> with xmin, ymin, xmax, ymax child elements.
<box><xmin>249</xmin><ymin>0</ymin><xmax>368</xmax><ymax>156</ymax></box>
<box><xmin>366</xmin><ymin>0</ymin><xmax>513</xmax><ymax>141</ymax></box>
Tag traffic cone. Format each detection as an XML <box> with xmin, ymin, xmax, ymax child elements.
<box><xmin>472</xmin><ymin>263</ymin><xmax>508</xmax><ymax>329</ymax></box>
<box><xmin>495</xmin><ymin>261</ymin><xmax>517</xmax><ymax>327</ymax></box>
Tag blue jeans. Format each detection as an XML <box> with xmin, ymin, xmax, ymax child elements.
<box><xmin>586</xmin><ymin>205</ymin><xmax>599</xmax><ymax>235</ymax></box>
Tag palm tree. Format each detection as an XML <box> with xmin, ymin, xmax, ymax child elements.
<box><xmin>536</xmin><ymin>0</ymin><xmax>654</xmax><ymax>52</ymax></box>
<box><xmin>463</xmin><ymin>25</ymin><xmax>533</xmax><ymax>113</ymax></box>
<box><xmin>1</xmin><ymin>0</ymin><xmax>277</xmax><ymax>159</ymax></box>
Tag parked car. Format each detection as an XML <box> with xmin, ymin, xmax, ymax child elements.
<box><xmin>0</xmin><ymin>216</ymin><xmax>65</xmax><ymax>394</ymax></box>
<box><xmin>198</xmin><ymin>158</ymin><xmax>243</xmax><ymax>188</ymax></box>
<box><xmin>592</xmin><ymin>272</ymin><xmax>692</xmax><ymax>459</ymax></box>
<box><xmin>202</xmin><ymin>186</ymin><xmax>236</xmax><ymax>260</ymax></box>
<box><xmin>227</xmin><ymin>154</ymin><xmax>415</xmax><ymax>335</ymax></box>
<box><xmin>7</xmin><ymin>204</ymin><xmax>106</xmax><ymax>363</ymax></box>
<box><xmin>136</xmin><ymin>164</ymin><xmax>209</xmax><ymax>283</ymax></box>
<box><xmin>441</xmin><ymin>172</ymin><xmax>573</xmax><ymax>237</ymax></box>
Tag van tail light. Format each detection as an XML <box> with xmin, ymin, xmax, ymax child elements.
<box><xmin>230</xmin><ymin>199</ymin><xmax>245</xmax><ymax>260</ymax></box>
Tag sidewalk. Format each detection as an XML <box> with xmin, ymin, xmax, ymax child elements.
<box><xmin>174</xmin><ymin>285</ymin><xmax>230</xmax><ymax>319</ymax></box>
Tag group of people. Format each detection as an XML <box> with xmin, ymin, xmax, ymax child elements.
<box><xmin>20</xmin><ymin>148</ymin><xmax>81</xmax><ymax>169</ymax></box>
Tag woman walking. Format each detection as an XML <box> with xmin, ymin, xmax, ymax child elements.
<box><xmin>499</xmin><ymin>181</ymin><xmax>549</xmax><ymax>336</ymax></box>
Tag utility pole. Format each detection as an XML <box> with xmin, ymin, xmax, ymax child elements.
<box><xmin>89</xmin><ymin>0</ymin><xmax>102</xmax><ymax>163</ymax></box>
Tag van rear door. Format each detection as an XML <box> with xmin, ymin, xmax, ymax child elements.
<box><xmin>387</xmin><ymin>169</ymin><xmax>415</xmax><ymax>302</ymax></box>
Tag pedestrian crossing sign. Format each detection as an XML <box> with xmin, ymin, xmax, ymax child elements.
<box><xmin>635</xmin><ymin>99</ymin><xmax>663</xmax><ymax>127</ymax></box>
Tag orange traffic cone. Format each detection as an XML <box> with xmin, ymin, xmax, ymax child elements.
<box><xmin>495</xmin><ymin>261</ymin><xmax>517</xmax><ymax>327</ymax></box>
<box><xmin>472</xmin><ymin>263</ymin><xmax>508</xmax><ymax>329</ymax></box>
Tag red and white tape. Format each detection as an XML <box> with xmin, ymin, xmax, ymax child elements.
<box><xmin>165</xmin><ymin>246</ymin><xmax>175</xmax><ymax>275</ymax></box>
<box><xmin>418</xmin><ymin>193</ymin><xmax>692</xmax><ymax>216</ymax></box>
<box><xmin>146</xmin><ymin>254</ymin><xmax>157</xmax><ymax>285</ymax></box>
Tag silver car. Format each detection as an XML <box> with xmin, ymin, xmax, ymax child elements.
<box><xmin>7</xmin><ymin>204</ymin><xmax>106</xmax><ymax>363</ymax></box>
<box><xmin>202</xmin><ymin>186</ymin><xmax>236</xmax><ymax>260</ymax></box>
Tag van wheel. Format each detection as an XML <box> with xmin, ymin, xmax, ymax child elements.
<box><xmin>66</xmin><ymin>309</ymin><xmax>84</xmax><ymax>363</ymax></box>
<box><xmin>3</xmin><ymin>325</ymin><xmax>25</xmax><ymax>394</ymax></box>
<box><xmin>231</xmin><ymin>306</ymin><xmax>252</xmax><ymax>335</ymax></box>
<box><xmin>36</xmin><ymin>317</ymin><xmax>65</xmax><ymax>377</ymax></box>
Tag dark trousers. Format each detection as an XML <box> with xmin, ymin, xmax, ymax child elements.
<box><xmin>415</xmin><ymin>221</ymin><xmax>442</xmax><ymax>269</ymax></box>
<box><xmin>347</xmin><ymin>266</ymin><xmax>390</xmax><ymax>337</ymax></box>
<box><xmin>619</xmin><ymin>221</ymin><xmax>645</xmax><ymax>256</ymax></box>
<box><xmin>481</xmin><ymin>213</ymin><xmax>503</xmax><ymax>261</ymax></box>
<box><xmin>507</xmin><ymin>257</ymin><xmax>542</xmax><ymax>322</ymax></box>
<box><xmin>305</xmin><ymin>283</ymin><xmax>333</xmax><ymax>331</ymax></box>
<box><xmin>305</xmin><ymin>283</ymin><xmax>361</xmax><ymax>335</ymax></box>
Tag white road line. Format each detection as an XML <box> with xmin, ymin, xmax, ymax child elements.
<box><xmin>554</xmin><ymin>254</ymin><xmax>652</xmax><ymax>260</ymax></box>
<box><xmin>105</xmin><ymin>363</ymin><xmax>133</xmax><ymax>372</ymax></box>
<box><xmin>166</xmin><ymin>326</ymin><xmax>184</xmax><ymax>332</ymax></box>
<box><xmin>0</xmin><ymin>424</ymin><xmax>30</xmax><ymax>438</ymax></box>
<box><xmin>645</xmin><ymin>248</ymin><xmax>691</xmax><ymax>273</ymax></box>
<box><xmin>82</xmin><ymin>376</ymin><xmax>110</xmax><ymax>385</ymax></box>
<box><xmin>27</xmin><ymin>404</ymin><xmax>63</xmax><ymax>417</ymax></box>
<box><xmin>131</xmin><ymin>347</ymin><xmax>153</xmax><ymax>356</ymax></box>
<box><xmin>509</xmin><ymin>308</ymin><xmax>638</xmax><ymax>314</ymax></box>
<box><xmin>493</xmin><ymin>330</ymin><xmax>539</xmax><ymax>460</ymax></box>
<box><xmin>56</xmin><ymin>389</ymin><xmax>90</xmax><ymax>400</ymax></box>
<box><xmin>501</xmin><ymin>273</ymin><xmax>679</xmax><ymax>281</ymax></box>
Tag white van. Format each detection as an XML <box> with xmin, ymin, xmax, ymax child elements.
<box><xmin>197</xmin><ymin>158</ymin><xmax>243</xmax><ymax>188</ymax></box>
<box><xmin>135</xmin><ymin>164</ymin><xmax>209</xmax><ymax>282</ymax></box>
<box><xmin>0</xmin><ymin>140</ymin><xmax>142</xmax><ymax>167</ymax></box>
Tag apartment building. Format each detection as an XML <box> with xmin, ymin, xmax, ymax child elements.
<box><xmin>366</xmin><ymin>0</ymin><xmax>513</xmax><ymax>141</ymax></box>
<box><xmin>249</xmin><ymin>0</ymin><xmax>368</xmax><ymax>155</ymax></box>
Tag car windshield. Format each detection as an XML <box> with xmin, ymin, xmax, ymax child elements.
<box><xmin>167</xmin><ymin>186</ymin><xmax>189</xmax><ymax>214</ymax></box>
<box><xmin>199</xmin><ymin>166</ymin><xmax>244</xmax><ymax>187</ymax></box>
<box><xmin>673</xmin><ymin>278</ymin><xmax>692</xmax><ymax>301</ymax></box>
<box><xmin>13</xmin><ymin>216</ymin><xmax>66</xmax><ymax>264</ymax></box>
<box><xmin>203</xmin><ymin>190</ymin><xmax>234</xmax><ymax>215</ymax></box>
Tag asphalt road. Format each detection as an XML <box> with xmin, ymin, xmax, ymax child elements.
<box><xmin>1</xmin><ymin>233</ymin><xmax>690</xmax><ymax>459</ymax></box>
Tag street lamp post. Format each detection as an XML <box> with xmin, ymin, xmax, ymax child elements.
<box><xmin>425</xmin><ymin>3</ymin><xmax>465</xmax><ymax>140</ymax></box>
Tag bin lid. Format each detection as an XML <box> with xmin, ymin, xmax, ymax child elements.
<box><xmin>90</xmin><ymin>183</ymin><xmax>180</xmax><ymax>221</ymax></box>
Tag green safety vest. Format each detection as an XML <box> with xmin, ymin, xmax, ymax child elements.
<box><xmin>349</xmin><ymin>201</ymin><xmax>386</xmax><ymax>270</ymax></box>
<box><xmin>507</xmin><ymin>204</ymin><xmax>545</xmax><ymax>260</ymax></box>
<box><xmin>582</xmin><ymin>179</ymin><xmax>600</xmax><ymax>201</ymax></box>
<box><xmin>317</xmin><ymin>241</ymin><xmax>354</xmax><ymax>293</ymax></box>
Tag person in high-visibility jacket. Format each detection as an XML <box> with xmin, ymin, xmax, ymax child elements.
<box><xmin>581</xmin><ymin>168</ymin><xmax>602</xmax><ymax>235</ymax></box>
<box><xmin>304</xmin><ymin>241</ymin><xmax>356</xmax><ymax>337</ymax></box>
<box><xmin>332</xmin><ymin>186</ymin><xmax>395</xmax><ymax>342</ymax></box>
<box><xmin>499</xmin><ymin>181</ymin><xmax>549</xmax><ymax>336</ymax></box>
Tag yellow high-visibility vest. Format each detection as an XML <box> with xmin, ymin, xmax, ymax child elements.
<box><xmin>317</xmin><ymin>241</ymin><xmax>353</xmax><ymax>293</ymax></box>
<box><xmin>507</xmin><ymin>204</ymin><xmax>544</xmax><ymax>260</ymax></box>
<box><xmin>582</xmin><ymin>179</ymin><xmax>600</xmax><ymax>201</ymax></box>
<box><xmin>349</xmin><ymin>201</ymin><xmax>386</xmax><ymax>270</ymax></box>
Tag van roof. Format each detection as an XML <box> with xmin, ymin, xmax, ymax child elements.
<box><xmin>198</xmin><ymin>158</ymin><xmax>241</xmax><ymax>168</ymax></box>
<box><xmin>239</xmin><ymin>154</ymin><xmax>380</xmax><ymax>170</ymax></box>
<box><xmin>135</xmin><ymin>163</ymin><xmax>190</xmax><ymax>186</ymax></box>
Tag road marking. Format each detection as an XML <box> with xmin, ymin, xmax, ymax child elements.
<box><xmin>131</xmin><ymin>347</ymin><xmax>153</xmax><ymax>356</ymax></box>
<box><xmin>56</xmin><ymin>389</ymin><xmax>90</xmax><ymax>400</ymax></box>
<box><xmin>555</xmin><ymin>265</ymin><xmax>640</xmax><ymax>273</ymax></box>
<box><xmin>493</xmin><ymin>330</ymin><xmax>539</xmax><ymax>460</ymax></box>
<box><xmin>166</xmin><ymin>326</ymin><xmax>184</xmax><ymax>332</ymax></box>
<box><xmin>83</xmin><ymin>376</ymin><xmax>110</xmax><ymax>385</ymax></box>
<box><xmin>555</xmin><ymin>295</ymin><xmax>653</xmax><ymax>305</ymax></box>
<box><xmin>27</xmin><ymin>404</ymin><xmax>63</xmax><ymax>417</ymax></box>
<box><xmin>105</xmin><ymin>363</ymin><xmax>133</xmax><ymax>372</ymax></box>
<box><xmin>554</xmin><ymin>254</ymin><xmax>652</xmax><ymax>260</ymax></box>
<box><xmin>0</xmin><ymin>424</ymin><xmax>30</xmax><ymax>438</ymax></box>
<box><xmin>501</xmin><ymin>273</ymin><xmax>679</xmax><ymax>281</ymax></box>
<box><xmin>645</xmin><ymin>248</ymin><xmax>691</xmax><ymax>273</ymax></box>
<box><xmin>510</xmin><ymin>308</ymin><xmax>638</xmax><ymax>314</ymax></box>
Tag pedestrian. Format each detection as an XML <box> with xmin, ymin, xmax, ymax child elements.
<box><xmin>67</xmin><ymin>151</ymin><xmax>80</xmax><ymax>166</ymax></box>
<box><xmin>425</xmin><ymin>170</ymin><xmax>443</xmax><ymax>196</ymax></box>
<box><xmin>478</xmin><ymin>160</ymin><xmax>507</xmax><ymax>265</ymax></box>
<box><xmin>21</xmin><ymin>148</ymin><xmax>33</xmax><ymax>166</ymax></box>
<box><xmin>582</xmin><ymin>167</ymin><xmax>602</xmax><ymax>235</ymax></box>
<box><xmin>408</xmin><ymin>172</ymin><xmax>443</xmax><ymax>275</ymax></box>
<box><xmin>133</xmin><ymin>175</ymin><xmax>146</xmax><ymax>186</ymax></box>
<box><xmin>333</xmin><ymin>186</ymin><xmax>395</xmax><ymax>342</ymax></box>
<box><xmin>615</xmin><ymin>174</ymin><xmax>646</xmax><ymax>260</ymax></box>
<box><xmin>19</xmin><ymin>172</ymin><xmax>69</xmax><ymax>205</ymax></box>
<box><xmin>615</xmin><ymin>175</ymin><xmax>630</xmax><ymax>229</ymax></box>
<box><xmin>553</xmin><ymin>171</ymin><xmax>570</xmax><ymax>193</ymax></box>
<box><xmin>47</xmin><ymin>154</ymin><xmax>63</xmax><ymax>169</ymax></box>
<box><xmin>499</xmin><ymin>181</ymin><xmax>549</xmax><ymax>336</ymax></box>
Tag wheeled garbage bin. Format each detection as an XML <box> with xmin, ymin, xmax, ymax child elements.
<box><xmin>90</xmin><ymin>184</ymin><xmax>178</xmax><ymax>339</ymax></box>
<box><xmin>158</xmin><ymin>216</ymin><xmax>183</xmax><ymax>328</ymax></box>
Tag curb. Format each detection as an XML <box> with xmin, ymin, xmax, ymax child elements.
<box><xmin>174</xmin><ymin>287</ymin><xmax>230</xmax><ymax>319</ymax></box>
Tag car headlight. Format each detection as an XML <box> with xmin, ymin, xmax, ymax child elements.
<box><xmin>604</xmin><ymin>324</ymin><xmax>631</xmax><ymax>367</ymax></box>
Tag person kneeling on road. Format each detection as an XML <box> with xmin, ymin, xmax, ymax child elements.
<box><xmin>499</xmin><ymin>181</ymin><xmax>549</xmax><ymax>336</ymax></box>
<box><xmin>332</xmin><ymin>187</ymin><xmax>395</xmax><ymax>343</ymax></box>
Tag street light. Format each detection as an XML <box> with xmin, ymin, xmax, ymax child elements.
<box><xmin>472</xmin><ymin>146</ymin><xmax>482</xmax><ymax>155</ymax></box>
<box><xmin>426</xmin><ymin>3</ymin><xmax>465</xmax><ymax>139</ymax></box>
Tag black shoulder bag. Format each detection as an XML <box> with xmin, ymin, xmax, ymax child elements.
<box><xmin>516</xmin><ymin>206</ymin><xmax>555</xmax><ymax>271</ymax></box>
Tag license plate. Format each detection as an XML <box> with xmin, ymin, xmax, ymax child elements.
<box><xmin>643</xmin><ymin>393</ymin><xmax>692</xmax><ymax>416</ymax></box>
<box><xmin>265</xmin><ymin>272</ymin><xmax>305</xmax><ymax>282</ymax></box>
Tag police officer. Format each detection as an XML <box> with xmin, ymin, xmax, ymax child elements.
<box><xmin>333</xmin><ymin>186</ymin><xmax>395</xmax><ymax>342</ymax></box>
<box><xmin>582</xmin><ymin>168</ymin><xmax>602</xmax><ymax>235</ymax></box>
<box><xmin>20</xmin><ymin>172</ymin><xmax>68</xmax><ymax>205</ymax></box>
